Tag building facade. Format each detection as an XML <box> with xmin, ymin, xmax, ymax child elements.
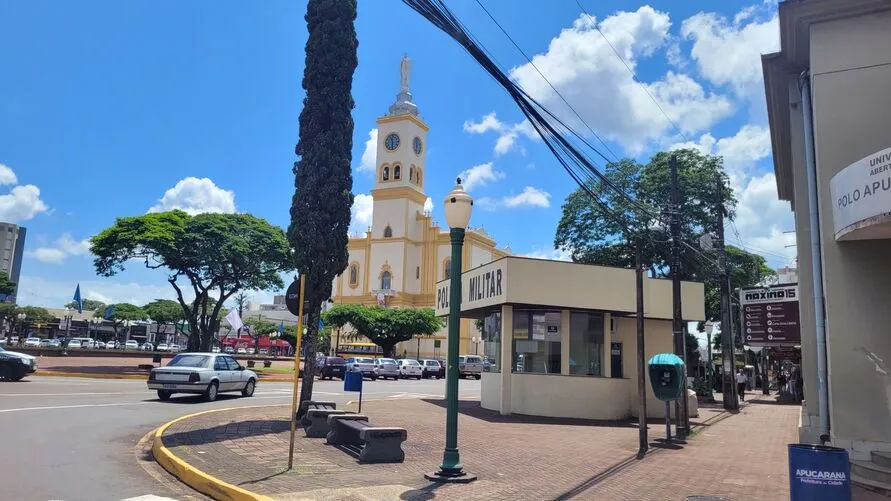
<box><xmin>762</xmin><ymin>0</ymin><xmax>891</xmax><ymax>468</ymax></box>
<box><xmin>0</xmin><ymin>222</ymin><xmax>26</xmax><ymax>303</ymax></box>
<box><xmin>331</xmin><ymin>55</ymin><xmax>506</xmax><ymax>358</ymax></box>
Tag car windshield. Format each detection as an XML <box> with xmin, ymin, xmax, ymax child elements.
<box><xmin>404</xmin><ymin>360</ymin><xmax>420</xmax><ymax>366</ymax></box>
<box><xmin>0</xmin><ymin>346</ymin><xmax>5</xmax><ymax>352</ymax></box>
<box><xmin>355</xmin><ymin>358</ymin><xmax>374</xmax><ymax>364</ymax></box>
<box><xmin>168</xmin><ymin>354</ymin><xmax>210</xmax><ymax>368</ymax></box>
<box><xmin>379</xmin><ymin>358</ymin><xmax>396</xmax><ymax>365</ymax></box>
<box><xmin>426</xmin><ymin>360</ymin><xmax>438</xmax><ymax>366</ymax></box>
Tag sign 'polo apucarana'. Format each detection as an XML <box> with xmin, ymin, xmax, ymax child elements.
<box><xmin>830</xmin><ymin>145</ymin><xmax>891</xmax><ymax>240</ymax></box>
<box><xmin>435</xmin><ymin>259</ymin><xmax>506</xmax><ymax>315</ymax></box>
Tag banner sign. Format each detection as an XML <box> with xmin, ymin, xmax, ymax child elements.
<box><xmin>829</xmin><ymin>146</ymin><xmax>891</xmax><ymax>240</ymax></box>
<box><xmin>739</xmin><ymin>284</ymin><xmax>801</xmax><ymax>346</ymax></box>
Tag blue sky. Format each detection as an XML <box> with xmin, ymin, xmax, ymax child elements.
<box><xmin>1</xmin><ymin>0</ymin><xmax>795</xmax><ymax>309</ymax></box>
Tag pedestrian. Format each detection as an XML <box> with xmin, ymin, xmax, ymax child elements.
<box><xmin>736</xmin><ymin>369</ymin><xmax>747</xmax><ymax>402</ymax></box>
<box><xmin>777</xmin><ymin>372</ymin><xmax>787</xmax><ymax>396</ymax></box>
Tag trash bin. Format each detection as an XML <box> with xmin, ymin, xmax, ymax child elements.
<box><xmin>788</xmin><ymin>444</ymin><xmax>851</xmax><ymax>501</ymax></box>
<box><xmin>344</xmin><ymin>370</ymin><xmax>363</xmax><ymax>392</ymax></box>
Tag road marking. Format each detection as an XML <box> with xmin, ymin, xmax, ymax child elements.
<box><xmin>0</xmin><ymin>402</ymin><xmax>153</xmax><ymax>413</ymax></box>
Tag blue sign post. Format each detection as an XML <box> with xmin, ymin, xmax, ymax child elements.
<box><xmin>788</xmin><ymin>444</ymin><xmax>851</xmax><ymax>501</ymax></box>
<box><xmin>344</xmin><ymin>370</ymin><xmax>364</xmax><ymax>412</ymax></box>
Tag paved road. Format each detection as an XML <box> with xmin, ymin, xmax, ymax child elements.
<box><xmin>0</xmin><ymin>375</ymin><xmax>480</xmax><ymax>501</ymax></box>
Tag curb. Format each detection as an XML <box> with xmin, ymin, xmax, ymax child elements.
<box><xmin>35</xmin><ymin>371</ymin><xmax>149</xmax><ymax>380</ymax></box>
<box><xmin>152</xmin><ymin>407</ymin><xmax>275</xmax><ymax>501</ymax></box>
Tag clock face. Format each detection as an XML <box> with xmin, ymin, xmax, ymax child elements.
<box><xmin>413</xmin><ymin>137</ymin><xmax>423</xmax><ymax>155</ymax></box>
<box><xmin>384</xmin><ymin>133</ymin><xmax>400</xmax><ymax>151</ymax></box>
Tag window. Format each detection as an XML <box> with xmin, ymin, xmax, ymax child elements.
<box><xmin>416</xmin><ymin>266</ymin><xmax>420</xmax><ymax>279</ymax></box>
<box><xmin>349</xmin><ymin>263</ymin><xmax>359</xmax><ymax>287</ymax></box>
<box><xmin>444</xmin><ymin>258</ymin><xmax>451</xmax><ymax>279</ymax></box>
<box><xmin>417</xmin><ymin>171</ymin><xmax>422</xmax><ymax>185</ymax></box>
<box><xmin>483</xmin><ymin>311</ymin><xmax>501</xmax><ymax>372</ymax></box>
<box><xmin>511</xmin><ymin>310</ymin><xmax>561</xmax><ymax>374</ymax></box>
<box><xmin>224</xmin><ymin>356</ymin><xmax>241</xmax><ymax>371</ymax></box>
<box><xmin>382</xmin><ymin>166</ymin><xmax>390</xmax><ymax>181</ymax></box>
<box><xmin>394</xmin><ymin>165</ymin><xmax>401</xmax><ymax>180</ymax></box>
<box><xmin>569</xmin><ymin>312</ymin><xmax>604</xmax><ymax>376</ymax></box>
<box><xmin>381</xmin><ymin>271</ymin><xmax>392</xmax><ymax>290</ymax></box>
<box><xmin>409</xmin><ymin>166</ymin><xmax>414</xmax><ymax>181</ymax></box>
<box><xmin>383</xmin><ymin>225</ymin><xmax>393</xmax><ymax>238</ymax></box>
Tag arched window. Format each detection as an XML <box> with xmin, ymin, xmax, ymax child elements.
<box><xmin>381</xmin><ymin>271</ymin><xmax>392</xmax><ymax>290</ymax></box>
<box><xmin>383</xmin><ymin>225</ymin><xmax>393</xmax><ymax>238</ymax></box>
<box><xmin>444</xmin><ymin>258</ymin><xmax>451</xmax><ymax>280</ymax></box>
<box><xmin>416</xmin><ymin>170</ymin><xmax>422</xmax><ymax>185</ymax></box>
<box><xmin>348</xmin><ymin>263</ymin><xmax>359</xmax><ymax>287</ymax></box>
<box><xmin>409</xmin><ymin>166</ymin><xmax>414</xmax><ymax>181</ymax></box>
<box><xmin>394</xmin><ymin>165</ymin><xmax>401</xmax><ymax>180</ymax></box>
<box><xmin>382</xmin><ymin>166</ymin><xmax>390</xmax><ymax>181</ymax></box>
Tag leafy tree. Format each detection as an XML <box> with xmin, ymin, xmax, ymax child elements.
<box><xmin>0</xmin><ymin>303</ymin><xmax>17</xmax><ymax>340</ymax></box>
<box><xmin>244</xmin><ymin>316</ymin><xmax>277</xmax><ymax>352</ymax></box>
<box><xmin>700</xmin><ymin>245</ymin><xmax>776</xmax><ymax>327</ymax></box>
<box><xmin>288</xmin><ymin>0</ymin><xmax>358</xmax><ymax>407</ymax></box>
<box><xmin>686</xmin><ymin>332</ymin><xmax>702</xmax><ymax>373</ymax></box>
<box><xmin>0</xmin><ymin>270</ymin><xmax>16</xmax><ymax>300</ymax></box>
<box><xmin>19</xmin><ymin>306</ymin><xmax>54</xmax><ymax>325</ymax></box>
<box><xmin>96</xmin><ymin>303</ymin><xmax>147</xmax><ymax>343</ymax></box>
<box><xmin>91</xmin><ymin>210</ymin><xmax>293</xmax><ymax>351</ymax></box>
<box><xmin>323</xmin><ymin>305</ymin><xmax>443</xmax><ymax>358</ymax></box>
<box><xmin>143</xmin><ymin>299</ymin><xmax>185</xmax><ymax>344</ymax></box>
<box><xmin>64</xmin><ymin>299</ymin><xmax>106</xmax><ymax>311</ymax></box>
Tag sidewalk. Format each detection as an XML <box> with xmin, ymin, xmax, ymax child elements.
<box><xmin>155</xmin><ymin>392</ymin><xmax>800</xmax><ymax>500</ymax></box>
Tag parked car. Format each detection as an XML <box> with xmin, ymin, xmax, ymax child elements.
<box><xmin>0</xmin><ymin>345</ymin><xmax>37</xmax><ymax>381</ymax></box>
<box><xmin>421</xmin><ymin>359</ymin><xmax>444</xmax><ymax>379</ymax></box>
<box><xmin>106</xmin><ymin>340</ymin><xmax>120</xmax><ymax>350</ymax></box>
<box><xmin>77</xmin><ymin>338</ymin><xmax>96</xmax><ymax>349</ymax></box>
<box><xmin>457</xmin><ymin>355</ymin><xmax>484</xmax><ymax>379</ymax></box>
<box><xmin>482</xmin><ymin>357</ymin><xmax>494</xmax><ymax>372</ymax></box>
<box><xmin>140</xmin><ymin>342</ymin><xmax>154</xmax><ymax>351</ymax></box>
<box><xmin>211</xmin><ymin>346</ymin><xmax>221</xmax><ymax>353</ymax></box>
<box><xmin>345</xmin><ymin>357</ymin><xmax>377</xmax><ymax>380</ymax></box>
<box><xmin>124</xmin><ymin>340</ymin><xmax>139</xmax><ymax>351</ymax></box>
<box><xmin>94</xmin><ymin>341</ymin><xmax>106</xmax><ymax>349</ymax></box>
<box><xmin>168</xmin><ymin>344</ymin><xmax>182</xmax><ymax>352</ymax></box>
<box><xmin>24</xmin><ymin>338</ymin><xmax>41</xmax><ymax>348</ymax></box>
<box><xmin>397</xmin><ymin>359</ymin><xmax>423</xmax><ymax>379</ymax></box>
<box><xmin>67</xmin><ymin>339</ymin><xmax>82</xmax><ymax>349</ymax></box>
<box><xmin>156</xmin><ymin>343</ymin><xmax>169</xmax><ymax>352</ymax></box>
<box><xmin>147</xmin><ymin>353</ymin><xmax>257</xmax><ymax>402</ymax></box>
<box><xmin>224</xmin><ymin>346</ymin><xmax>235</xmax><ymax>354</ymax></box>
<box><xmin>373</xmin><ymin>358</ymin><xmax>400</xmax><ymax>380</ymax></box>
<box><xmin>38</xmin><ymin>339</ymin><xmax>55</xmax><ymax>348</ymax></box>
<box><xmin>316</xmin><ymin>356</ymin><xmax>347</xmax><ymax>380</ymax></box>
<box><xmin>237</xmin><ymin>347</ymin><xmax>247</xmax><ymax>354</ymax></box>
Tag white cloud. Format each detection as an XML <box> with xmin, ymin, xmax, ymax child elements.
<box><xmin>730</xmin><ymin>172</ymin><xmax>796</xmax><ymax>266</ymax></box>
<box><xmin>149</xmin><ymin>177</ymin><xmax>235</xmax><ymax>215</ymax></box>
<box><xmin>0</xmin><ymin>185</ymin><xmax>50</xmax><ymax>222</ymax></box>
<box><xmin>478</xmin><ymin>186</ymin><xmax>552</xmax><ymax>211</ymax></box>
<box><xmin>26</xmin><ymin>248</ymin><xmax>67</xmax><ymax>264</ymax></box>
<box><xmin>508</xmin><ymin>7</ymin><xmax>734</xmax><ymax>153</ymax></box>
<box><xmin>458</xmin><ymin>162</ymin><xmax>505</xmax><ymax>191</ymax></box>
<box><xmin>56</xmin><ymin>233</ymin><xmax>91</xmax><ymax>256</ymax></box>
<box><xmin>23</xmin><ymin>233</ymin><xmax>93</xmax><ymax>265</ymax></box>
<box><xmin>17</xmin><ymin>274</ymin><xmax>175</xmax><ymax>308</ymax></box>
<box><xmin>0</xmin><ymin>164</ymin><xmax>18</xmax><ymax>185</ymax></box>
<box><xmin>522</xmin><ymin>247</ymin><xmax>572</xmax><ymax>261</ymax></box>
<box><xmin>463</xmin><ymin>113</ymin><xmax>503</xmax><ymax>134</ymax></box>
<box><xmin>349</xmin><ymin>193</ymin><xmax>374</xmax><ymax>236</ymax></box>
<box><xmin>86</xmin><ymin>291</ymin><xmax>114</xmax><ymax>304</ymax></box>
<box><xmin>357</xmin><ymin>128</ymin><xmax>378</xmax><ymax>173</ymax></box>
<box><xmin>463</xmin><ymin>113</ymin><xmax>538</xmax><ymax>156</ymax></box>
<box><xmin>681</xmin><ymin>7</ymin><xmax>779</xmax><ymax>97</ymax></box>
<box><xmin>670</xmin><ymin>124</ymin><xmax>771</xmax><ymax>188</ymax></box>
<box><xmin>423</xmin><ymin>197</ymin><xmax>433</xmax><ymax>214</ymax></box>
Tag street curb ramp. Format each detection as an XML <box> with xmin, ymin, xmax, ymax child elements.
<box><xmin>152</xmin><ymin>407</ymin><xmax>274</xmax><ymax>501</ymax></box>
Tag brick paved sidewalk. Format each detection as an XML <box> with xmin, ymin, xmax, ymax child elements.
<box><xmin>157</xmin><ymin>392</ymin><xmax>801</xmax><ymax>501</ymax></box>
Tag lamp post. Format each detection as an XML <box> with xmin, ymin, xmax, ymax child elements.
<box><xmin>123</xmin><ymin>320</ymin><xmax>133</xmax><ymax>344</ymax></box>
<box><xmin>63</xmin><ymin>307</ymin><xmax>73</xmax><ymax>340</ymax></box>
<box><xmin>426</xmin><ymin>178</ymin><xmax>477</xmax><ymax>484</ymax></box>
<box><xmin>704</xmin><ymin>321</ymin><xmax>715</xmax><ymax>403</ymax></box>
<box><xmin>471</xmin><ymin>336</ymin><xmax>480</xmax><ymax>355</ymax></box>
<box><xmin>16</xmin><ymin>312</ymin><xmax>26</xmax><ymax>339</ymax></box>
<box><xmin>90</xmin><ymin>317</ymin><xmax>102</xmax><ymax>340</ymax></box>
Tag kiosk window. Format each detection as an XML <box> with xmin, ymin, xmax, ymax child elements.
<box><xmin>511</xmin><ymin>310</ymin><xmax>561</xmax><ymax>374</ymax></box>
<box><xmin>483</xmin><ymin>311</ymin><xmax>501</xmax><ymax>373</ymax></box>
<box><xmin>569</xmin><ymin>312</ymin><xmax>604</xmax><ymax>376</ymax></box>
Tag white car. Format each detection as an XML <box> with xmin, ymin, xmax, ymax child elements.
<box><xmin>106</xmin><ymin>340</ymin><xmax>119</xmax><ymax>349</ymax></box>
<box><xmin>94</xmin><ymin>341</ymin><xmax>106</xmax><ymax>349</ymax></box>
<box><xmin>147</xmin><ymin>353</ymin><xmax>257</xmax><ymax>402</ymax></box>
<box><xmin>397</xmin><ymin>359</ymin><xmax>423</xmax><ymax>379</ymax></box>
<box><xmin>237</xmin><ymin>347</ymin><xmax>247</xmax><ymax>354</ymax></box>
<box><xmin>345</xmin><ymin>357</ymin><xmax>377</xmax><ymax>380</ymax></box>
<box><xmin>140</xmin><ymin>342</ymin><xmax>154</xmax><ymax>351</ymax></box>
<box><xmin>156</xmin><ymin>343</ymin><xmax>169</xmax><ymax>352</ymax></box>
<box><xmin>38</xmin><ymin>339</ymin><xmax>55</xmax><ymax>348</ymax></box>
<box><xmin>168</xmin><ymin>344</ymin><xmax>182</xmax><ymax>352</ymax></box>
<box><xmin>124</xmin><ymin>340</ymin><xmax>139</xmax><ymax>350</ymax></box>
<box><xmin>24</xmin><ymin>338</ymin><xmax>41</xmax><ymax>348</ymax></box>
<box><xmin>67</xmin><ymin>339</ymin><xmax>82</xmax><ymax>349</ymax></box>
<box><xmin>211</xmin><ymin>346</ymin><xmax>221</xmax><ymax>353</ymax></box>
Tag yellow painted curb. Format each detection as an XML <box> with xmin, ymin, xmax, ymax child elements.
<box><xmin>35</xmin><ymin>371</ymin><xmax>148</xmax><ymax>380</ymax></box>
<box><xmin>152</xmin><ymin>407</ymin><xmax>276</xmax><ymax>501</ymax></box>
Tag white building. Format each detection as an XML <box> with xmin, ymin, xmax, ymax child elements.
<box><xmin>0</xmin><ymin>222</ymin><xmax>26</xmax><ymax>303</ymax></box>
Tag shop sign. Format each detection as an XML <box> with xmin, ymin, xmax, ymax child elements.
<box><xmin>739</xmin><ymin>285</ymin><xmax>800</xmax><ymax>346</ymax></box>
<box><xmin>435</xmin><ymin>259</ymin><xmax>507</xmax><ymax>315</ymax></box>
<box><xmin>830</xmin><ymin>146</ymin><xmax>891</xmax><ymax>240</ymax></box>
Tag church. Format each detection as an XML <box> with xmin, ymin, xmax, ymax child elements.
<box><xmin>330</xmin><ymin>55</ymin><xmax>507</xmax><ymax>359</ymax></box>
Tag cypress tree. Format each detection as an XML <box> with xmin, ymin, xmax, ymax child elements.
<box><xmin>288</xmin><ymin>0</ymin><xmax>358</xmax><ymax>407</ymax></box>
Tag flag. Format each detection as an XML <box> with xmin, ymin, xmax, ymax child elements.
<box><xmin>318</xmin><ymin>318</ymin><xmax>325</xmax><ymax>331</ymax></box>
<box><xmin>225</xmin><ymin>309</ymin><xmax>243</xmax><ymax>331</ymax></box>
<box><xmin>103</xmin><ymin>304</ymin><xmax>116</xmax><ymax>319</ymax></box>
<box><xmin>72</xmin><ymin>284</ymin><xmax>83</xmax><ymax>313</ymax></box>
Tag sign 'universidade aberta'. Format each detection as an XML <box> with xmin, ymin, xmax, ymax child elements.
<box><xmin>830</xmin><ymin>145</ymin><xmax>891</xmax><ymax>239</ymax></box>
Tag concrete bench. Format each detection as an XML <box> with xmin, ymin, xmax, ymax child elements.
<box><xmin>298</xmin><ymin>400</ymin><xmax>337</xmax><ymax>423</ymax></box>
<box><xmin>326</xmin><ymin>414</ymin><xmax>406</xmax><ymax>463</ymax></box>
<box><xmin>304</xmin><ymin>409</ymin><xmax>351</xmax><ymax>438</ymax></box>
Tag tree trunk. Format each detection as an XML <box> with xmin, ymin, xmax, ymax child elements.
<box><xmin>298</xmin><ymin>305</ymin><xmax>321</xmax><ymax>414</ymax></box>
<box><xmin>382</xmin><ymin>343</ymin><xmax>397</xmax><ymax>358</ymax></box>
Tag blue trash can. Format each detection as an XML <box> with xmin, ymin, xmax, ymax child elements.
<box><xmin>788</xmin><ymin>444</ymin><xmax>851</xmax><ymax>501</ymax></box>
<box><xmin>344</xmin><ymin>370</ymin><xmax>363</xmax><ymax>392</ymax></box>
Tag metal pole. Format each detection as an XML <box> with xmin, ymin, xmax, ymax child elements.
<box><xmin>664</xmin><ymin>401</ymin><xmax>672</xmax><ymax>442</ymax></box>
<box><xmin>426</xmin><ymin>227</ymin><xmax>475</xmax><ymax>482</ymax></box>
<box><xmin>287</xmin><ymin>277</ymin><xmax>306</xmax><ymax>470</ymax></box>
<box><xmin>636</xmin><ymin>246</ymin><xmax>648</xmax><ymax>456</ymax></box>
<box><xmin>762</xmin><ymin>350</ymin><xmax>770</xmax><ymax>395</ymax></box>
<box><xmin>669</xmin><ymin>154</ymin><xmax>690</xmax><ymax>437</ymax></box>
<box><xmin>716</xmin><ymin>175</ymin><xmax>738</xmax><ymax>410</ymax></box>
<box><xmin>706</xmin><ymin>331</ymin><xmax>714</xmax><ymax>402</ymax></box>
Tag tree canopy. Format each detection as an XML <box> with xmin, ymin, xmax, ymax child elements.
<box><xmin>18</xmin><ymin>306</ymin><xmax>55</xmax><ymax>324</ymax></box>
<box><xmin>322</xmin><ymin>305</ymin><xmax>443</xmax><ymax>358</ymax></box>
<box><xmin>0</xmin><ymin>271</ymin><xmax>16</xmax><ymax>299</ymax></box>
<box><xmin>65</xmin><ymin>299</ymin><xmax>106</xmax><ymax>311</ymax></box>
<box><xmin>288</xmin><ymin>0</ymin><xmax>358</xmax><ymax>407</ymax></box>
<box><xmin>90</xmin><ymin>210</ymin><xmax>293</xmax><ymax>350</ymax></box>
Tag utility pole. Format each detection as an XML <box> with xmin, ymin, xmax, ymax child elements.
<box><xmin>716</xmin><ymin>174</ymin><xmax>739</xmax><ymax>410</ymax></box>
<box><xmin>635</xmin><ymin>246</ymin><xmax>648</xmax><ymax>456</ymax></box>
<box><xmin>669</xmin><ymin>154</ymin><xmax>690</xmax><ymax>437</ymax></box>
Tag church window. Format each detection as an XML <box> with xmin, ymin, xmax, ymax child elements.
<box><xmin>382</xmin><ymin>166</ymin><xmax>390</xmax><ymax>181</ymax></box>
<box><xmin>409</xmin><ymin>166</ymin><xmax>414</xmax><ymax>181</ymax></box>
<box><xmin>381</xmin><ymin>271</ymin><xmax>392</xmax><ymax>290</ymax></box>
<box><xmin>348</xmin><ymin>263</ymin><xmax>359</xmax><ymax>288</ymax></box>
<box><xmin>383</xmin><ymin>225</ymin><xmax>393</xmax><ymax>238</ymax></box>
<box><xmin>394</xmin><ymin>165</ymin><xmax>401</xmax><ymax>180</ymax></box>
<box><xmin>444</xmin><ymin>258</ymin><xmax>451</xmax><ymax>280</ymax></box>
<box><xmin>416</xmin><ymin>170</ymin><xmax>422</xmax><ymax>185</ymax></box>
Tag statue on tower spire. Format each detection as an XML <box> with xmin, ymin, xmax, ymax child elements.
<box><xmin>400</xmin><ymin>53</ymin><xmax>412</xmax><ymax>93</ymax></box>
<box><xmin>389</xmin><ymin>53</ymin><xmax>419</xmax><ymax>116</ymax></box>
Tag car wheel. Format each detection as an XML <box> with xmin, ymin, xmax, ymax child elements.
<box><xmin>157</xmin><ymin>390</ymin><xmax>172</xmax><ymax>401</ymax></box>
<box><xmin>241</xmin><ymin>379</ymin><xmax>256</xmax><ymax>397</ymax></box>
<box><xmin>372</xmin><ymin>376</ymin><xmax>378</xmax><ymax>381</ymax></box>
<box><xmin>416</xmin><ymin>376</ymin><xmax>421</xmax><ymax>380</ymax></box>
<box><xmin>476</xmin><ymin>375</ymin><xmax>482</xmax><ymax>380</ymax></box>
<box><xmin>204</xmin><ymin>381</ymin><xmax>219</xmax><ymax>402</ymax></box>
<box><xmin>0</xmin><ymin>364</ymin><xmax>11</xmax><ymax>382</ymax></box>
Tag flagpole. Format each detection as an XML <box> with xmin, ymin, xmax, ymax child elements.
<box><xmin>287</xmin><ymin>277</ymin><xmax>306</xmax><ymax>470</ymax></box>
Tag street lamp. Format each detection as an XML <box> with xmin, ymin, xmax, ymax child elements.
<box><xmin>123</xmin><ymin>320</ymin><xmax>133</xmax><ymax>343</ymax></box>
<box><xmin>63</xmin><ymin>307</ymin><xmax>73</xmax><ymax>339</ymax></box>
<box><xmin>471</xmin><ymin>336</ymin><xmax>481</xmax><ymax>355</ymax></box>
<box><xmin>16</xmin><ymin>312</ymin><xmax>26</xmax><ymax>339</ymax></box>
<box><xmin>426</xmin><ymin>178</ymin><xmax>477</xmax><ymax>484</ymax></box>
<box><xmin>90</xmin><ymin>317</ymin><xmax>102</xmax><ymax>340</ymax></box>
